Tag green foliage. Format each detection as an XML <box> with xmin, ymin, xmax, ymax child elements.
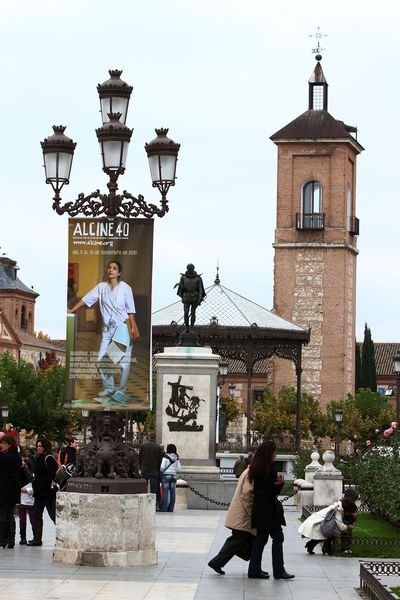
<box><xmin>351</xmin><ymin>423</ymin><xmax>400</xmax><ymax>527</ymax></box>
<box><xmin>361</xmin><ymin>323</ymin><xmax>377</xmax><ymax>391</ymax></box>
<box><xmin>251</xmin><ymin>386</ymin><xmax>327</xmax><ymax>441</ymax></box>
<box><xmin>291</xmin><ymin>449</ymin><xmax>316</xmax><ymax>479</ymax></box>
<box><xmin>355</xmin><ymin>343</ymin><xmax>362</xmax><ymax>392</ymax></box>
<box><xmin>326</xmin><ymin>389</ymin><xmax>394</xmax><ymax>448</ymax></box>
<box><xmin>220</xmin><ymin>395</ymin><xmax>240</xmax><ymax>425</ymax></box>
<box><xmin>0</xmin><ymin>351</ymin><xmax>80</xmax><ymax>443</ymax></box>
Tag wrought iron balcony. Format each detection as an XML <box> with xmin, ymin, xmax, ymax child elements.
<box><xmin>296</xmin><ymin>212</ymin><xmax>325</xmax><ymax>230</ymax></box>
<box><xmin>348</xmin><ymin>216</ymin><xmax>360</xmax><ymax>235</ymax></box>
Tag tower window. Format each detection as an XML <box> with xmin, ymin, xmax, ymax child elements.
<box><xmin>312</xmin><ymin>85</ymin><xmax>325</xmax><ymax>110</ymax></box>
<box><xmin>21</xmin><ymin>305</ymin><xmax>28</xmax><ymax>330</ymax></box>
<box><xmin>297</xmin><ymin>180</ymin><xmax>324</xmax><ymax>230</ymax></box>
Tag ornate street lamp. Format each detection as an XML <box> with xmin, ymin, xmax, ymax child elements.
<box><xmin>41</xmin><ymin>69</ymin><xmax>180</xmax><ymax>219</ymax></box>
<box><xmin>229</xmin><ymin>382</ymin><xmax>236</xmax><ymax>399</ymax></box>
<box><xmin>334</xmin><ymin>408</ymin><xmax>343</xmax><ymax>457</ymax></box>
<box><xmin>393</xmin><ymin>352</ymin><xmax>400</xmax><ymax>424</ymax></box>
<box><xmin>97</xmin><ymin>69</ymin><xmax>132</xmax><ymax>125</ymax></box>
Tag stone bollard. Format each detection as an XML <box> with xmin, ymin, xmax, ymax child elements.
<box><xmin>304</xmin><ymin>450</ymin><xmax>322</xmax><ymax>483</ymax></box>
<box><xmin>175</xmin><ymin>479</ymin><xmax>188</xmax><ymax>510</ymax></box>
<box><xmin>299</xmin><ymin>481</ymin><xmax>314</xmax><ymax>507</ymax></box>
<box><xmin>293</xmin><ymin>478</ymin><xmax>306</xmax><ymax>509</ymax></box>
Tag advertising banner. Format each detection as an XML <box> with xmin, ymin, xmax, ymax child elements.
<box><xmin>66</xmin><ymin>218</ymin><xmax>153</xmax><ymax>411</ymax></box>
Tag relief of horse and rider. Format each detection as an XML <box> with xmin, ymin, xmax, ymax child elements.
<box><xmin>166</xmin><ymin>376</ymin><xmax>205</xmax><ymax>431</ymax></box>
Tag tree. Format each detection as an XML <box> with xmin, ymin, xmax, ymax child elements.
<box><xmin>251</xmin><ymin>386</ymin><xmax>327</xmax><ymax>443</ymax></box>
<box><xmin>35</xmin><ymin>331</ymin><xmax>51</xmax><ymax>340</ymax></box>
<box><xmin>38</xmin><ymin>350</ymin><xmax>60</xmax><ymax>371</ymax></box>
<box><xmin>355</xmin><ymin>342</ymin><xmax>362</xmax><ymax>392</ymax></box>
<box><xmin>326</xmin><ymin>389</ymin><xmax>395</xmax><ymax>448</ymax></box>
<box><xmin>0</xmin><ymin>351</ymin><xmax>80</xmax><ymax>443</ymax></box>
<box><xmin>361</xmin><ymin>323</ymin><xmax>377</xmax><ymax>391</ymax></box>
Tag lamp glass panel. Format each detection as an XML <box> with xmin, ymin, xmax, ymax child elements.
<box><xmin>159</xmin><ymin>154</ymin><xmax>177</xmax><ymax>182</ymax></box>
<box><xmin>44</xmin><ymin>152</ymin><xmax>72</xmax><ymax>183</ymax></box>
<box><xmin>148</xmin><ymin>154</ymin><xmax>161</xmax><ymax>183</ymax></box>
<box><xmin>44</xmin><ymin>152</ymin><xmax>58</xmax><ymax>180</ymax></box>
<box><xmin>101</xmin><ymin>140</ymin><xmax>129</xmax><ymax>169</ymax></box>
<box><xmin>100</xmin><ymin>97</ymin><xmax>128</xmax><ymax>124</ymax></box>
<box><xmin>57</xmin><ymin>152</ymin><xmax>73</xmax><ymax>181</ymax></box>
<box><xmin>394</xmin><ymin>357</ymin><xmax>400</xmax><ymax>373</ymax></box>
<box><xmin>335</xmin><ymin>411</ymin><xmax>343</xmax><ymax>423</ymax></box>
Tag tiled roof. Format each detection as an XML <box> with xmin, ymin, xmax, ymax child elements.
<box><xmin>370</xmin><ymin>342</ymin><xmax>400</xmax><ymax>376</ymax></box>
<box><xmin>0</xmin><ymin>257</ymin><xmax>38</xmax><ymax>297</ymax></box>
<box><xmin>270</xmin><ymin>110</ymin><xmax>364</xmax><ymax>152</ymax></box>
<box><xmin>14</xmin><ymin>329</ymin><xmax>65</xmax><ymax>353</ymax></box>
<box><xmin>152</xmin><ymin>280</ymin><xmax>306</xmax><ymax>334</ymax></box>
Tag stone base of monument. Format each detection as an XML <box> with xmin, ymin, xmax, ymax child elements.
<box><xmin>53</xmin><ymin>491</ymin><xmax>157</xmax><ymax>567</ymax></box>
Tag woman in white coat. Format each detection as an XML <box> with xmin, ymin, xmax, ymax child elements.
<box><xmin>298</xmin><ymin>497</ymin><xmax>357</xmax><ymax>555</ymax></box>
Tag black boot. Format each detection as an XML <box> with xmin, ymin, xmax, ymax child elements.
<box><xmin>305</xmin><ymin>539</ymin><xmax>319</xmax><ymax>554</ymax></box>
<box><xmin>19</xmin><ymin>526</ymin><xmax>27</xmax><ymax>545</ymax></box>
<box><xmin>0</xmin><ymin>523</ymin><xmax>8</xmax><ymax>548</ymax></box>
<box><xmin>27</xmin><ymin>520</ymin><xmax>43</xmax><ymax>547</ymax></box>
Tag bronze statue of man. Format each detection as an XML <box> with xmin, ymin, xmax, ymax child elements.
<box><xmin>175</xmin><ymin>264</ymin><xmax>206</xmax><ymax>333</ymax></box>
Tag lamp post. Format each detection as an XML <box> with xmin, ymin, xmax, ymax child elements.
<box><xmin>216</xmin><ymin>361</ymin><xmax>229</xmax><ymax>444</ymax></box>
<box><xmin>334</xmin><ymin>408</ymin><xmax>343</xmax><ymax>457</ymax></box>
<box><xmin>41</xmin><ymin>69</ymin><xmax>180</xmax><ymax>219</ymax></box>
<box><xmin>393</xmin><ymin>352</ymin><xmax>400</xmax><ymax>424</ymax></box>
<box><xmin>40</xmin><ymin>69</ymin><xmax>180</xmax><ymax>485</ymax></box>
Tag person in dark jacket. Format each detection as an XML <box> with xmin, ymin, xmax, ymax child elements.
<box><xmin>139</xmin><ymin>432</ymin><xmax>163</xmax><ymax>509</ymax></box>
<box><xmin>59</xmin><ymin>437</ymin><xmax>78</xmax><ymax>466</ymax></box>
<box><xmin>0</xmin><ymin>433</ymin><xmax>22</xmax><ymax>549</ymax></box>
<box><xmin>27</xmin><ymin>437</ymin><xmax>58</xmax><ymax>547</ymax></box>
<box><xmin>247</xmin><ymin>440</ymin><xmax>294</xmax><ymax>580</ymax></box>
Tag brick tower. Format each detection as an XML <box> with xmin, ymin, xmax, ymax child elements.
<box><xmin>270</xmin><ymin>55</ymin><xmax>364</xmax><ymax>408</ymax></box>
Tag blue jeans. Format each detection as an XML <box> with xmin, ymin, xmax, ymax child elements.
<box><xmin>161</xmin><ymin>474</ymin><xmax>177</xmax><ymax>512</ymax></box>
<box><xmin>141</xmin><ymin>468</ymin><xmax>161</xmax><ymax>506</ymax></box>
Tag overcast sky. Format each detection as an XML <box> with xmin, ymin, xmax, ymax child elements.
<box><xmin>0</xmin><ymin>0</ymin><xmax>398</xmax><ymax>342</ymax></box>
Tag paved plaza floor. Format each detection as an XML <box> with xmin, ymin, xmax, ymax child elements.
<box><xmin>0</xmin><ymin>503</ymin><xmax>368</xmax><ymax>599</ymax></box>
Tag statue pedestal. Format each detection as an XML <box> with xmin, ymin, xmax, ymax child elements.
<box><xmin>53</xmin><ymin>492</ymin><xmax>157</xmax><ymax>567</ymax></box>
<box><xmin>313</xmin><ymin>451</ymin><xmax>343</xmax><ymax>506</ymax></box>
<box><xmin>155</xmin><ymin>346</ymin><xmax>220</xmax><ymax>468</ymax></box>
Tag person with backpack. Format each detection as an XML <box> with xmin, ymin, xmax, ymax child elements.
<box><xmin>298</xmin><ymin>496</ymin><xmax>358</xmax><ymax>555</ymax></box>
<box><xmin>58</xmin><ymin>438</ymin><xmax>78</xmax><ymax>467</ymax></box>
<box><xmin>159</xmin><ymin>444</ymin><xmax>181</xmax><ymax>512</ymax></box>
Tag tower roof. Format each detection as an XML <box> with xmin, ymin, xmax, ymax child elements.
<box><xmin>0</xmin><ymin>257</ymin><xmax>39</xmax><ymax>297</ymax></box>
<box><xmin>270</xmin><ymin>57</ymin><xmax>364</xmax><ymax>153</ymax></box>
<box><xmin>152</xmin><ymin>276</ymin><xmax>306</xmax><ymax>334</ymax></box>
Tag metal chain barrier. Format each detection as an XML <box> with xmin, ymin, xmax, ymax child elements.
<box><xmin>187</xmin><ymin>484</ymin><xmax>293</xmax><ymax>508</ymax></box>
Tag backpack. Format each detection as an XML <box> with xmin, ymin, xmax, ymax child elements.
<box><xmin>320</xmin><ymin>506</ymin><xmax>338</xmax><ymax>538</ymax></box>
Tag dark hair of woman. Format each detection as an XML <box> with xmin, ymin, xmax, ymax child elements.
<box><xmin>248</xmin><ymin>440</ymin><xmax>277</xmax><ymax>483</ymax></box>
<box><xmin>107</xmin><ymin>260</ymin><xmax>123</xmax><ymax>280</ymax></box>
<box><xmin>1</xmin><ymin>433</ymin><xmax>18</xmax><ymax>450</ymax></box>
<box><xmin>166</xmin><ymin>443</ymin><xmax>177</xmax><ymax>454</ymax></box>
<box><xmin>341</xmin><ymin>497</ymin><xmax>357</xmax><ymax>514</ymax></box>
<box><xmin>36</xmin><ymin>437</ymin><xmax>52</xmax><ymax>454</ymax></box>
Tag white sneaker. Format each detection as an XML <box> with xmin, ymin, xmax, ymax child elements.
<box><xmin>97</xmin><ymin>389</ymin><xmax>113</xmax><ymax>398</ymax></box>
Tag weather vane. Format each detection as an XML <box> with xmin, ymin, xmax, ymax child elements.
<box><xmin>309</xmin><ymin>27</ymin><xmax>327</xmax><ymax>56</ymax></box>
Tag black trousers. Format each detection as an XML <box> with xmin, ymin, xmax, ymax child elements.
<box><xmin>33</xmin><ymin>495</ymin><xmax>56</xmax><ymax>523</ymax></box>
<box><xmin>211</xmin><ymin>530</ymin><xmax>254</xmax><ymax>567</ymax></box>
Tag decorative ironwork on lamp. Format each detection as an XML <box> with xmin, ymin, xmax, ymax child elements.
<box><xmin>41</xmin><ymin>69</ymin><xmax>180</xmax><ymax>219</ymax></box>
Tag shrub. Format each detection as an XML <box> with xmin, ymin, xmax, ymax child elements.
<box><xmin>352</xmin><ymin>422</ymin><xmax>400</xmax><ymax>527</ymax></box>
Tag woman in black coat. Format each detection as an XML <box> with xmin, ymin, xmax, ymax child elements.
<box><xmin>27</xmin><ymin>437</ymin><xmax>58</xmax><ymax>547</ymax></box>
<box><xmin>0</xmin><ymin>433</ymin><xmax>22</xmax><ymax>548</ymax></box>
<box><xmin>247</xmin><ymin>440</ymin><xmax>294</xmax><ymax>580</ymax></box>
